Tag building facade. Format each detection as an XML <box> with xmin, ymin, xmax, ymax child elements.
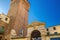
<box><xmin>0</xmin><ymin>0</ymin><xmax>60</xmax><ymax>40</ymax></box>
<box><xmin>46</xmin><ymin>25</ymin><xmax>60</xmax><ymax>40</ymax></box>
<box><xmin>11</xmin><ymin>22</ymin><xmax>60</xmax><ymax>40</ymax></box>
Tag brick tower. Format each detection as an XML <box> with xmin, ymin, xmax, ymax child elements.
<box><xmin>7</xmin><ymin>0</ymin><xmax>30</xmax><ymax>37</ymax></box>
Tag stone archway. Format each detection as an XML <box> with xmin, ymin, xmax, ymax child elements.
<box><xmin>31</xmin><ymin>30</ymin><xmax>41</xmax><ymax>40</ymax></box>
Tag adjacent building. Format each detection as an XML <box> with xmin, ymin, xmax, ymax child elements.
<box><xmin>46</xmin><ymin>25</ymin><xmax>60</xmax><ymax>40</ymax></box>
<box><xmin>0</xmin><ymin>13</ymin><xmax>10</xmax><ymax>40</ymax></box>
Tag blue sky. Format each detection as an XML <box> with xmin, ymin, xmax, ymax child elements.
<box><xmin>0</xmin><ymin>0</ymin><xmax>60</xmax><ymax>28</ymax></box>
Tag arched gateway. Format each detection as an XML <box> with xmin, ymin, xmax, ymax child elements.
<box><xmin>31</xmin><ymin>30</ymin><xmax>41</xmax><ymax>40</ymax></box>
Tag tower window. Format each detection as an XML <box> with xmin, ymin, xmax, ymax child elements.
<box><xmin>54</xmin><ymin>32</ymin><xmax>58</xmax><ymax>35</ymax></box>
<box><xmin>47</xmin><ymin>28</ymin><xmax>49</xmax><ymax>31</ymax></box>
<box><xmin>53</xmin><ymin>27</ymin><xmax>56</xmax><ymax>30</ymax></box>
<box><xmin>47</xmin><ymin>32</ymin><xmax>50</xmax><ymax>36</ymax></box>
<box><xmin>5</xmin><ymin>18</ymin><xmax>8</xmax><ymax>21</ymax></box>
<box><xmin>11</xmin><ymin>0</ymin><xmax>13</xmax><ymax>1</ymax></box>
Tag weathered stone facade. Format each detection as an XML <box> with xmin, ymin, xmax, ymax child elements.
<box><xmin>8</xmin><ymin>0</ymin><xmax>30</xmax><ymax>37</ymax></box>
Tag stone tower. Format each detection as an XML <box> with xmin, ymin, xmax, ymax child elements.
<box><xmin>7</xmin><ymin>0</ymin><xmax>30</xmax><ymax>37</ymax></box>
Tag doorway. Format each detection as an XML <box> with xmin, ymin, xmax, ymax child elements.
<box><xmin>31</xmin><ymin>30</ymin><xmax>41</xmax><ymax>40</ymax></box>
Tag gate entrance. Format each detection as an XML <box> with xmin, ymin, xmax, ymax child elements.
<box><xmin>31</xmin><ymin>30</ymin><xmax>41</xmax><ymax>40</ymax></box>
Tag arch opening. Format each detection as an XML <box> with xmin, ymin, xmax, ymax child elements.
<box><xmin>31</xmin><ymin>30</ymin><xmax>41</xmax><ymax>40</ymax></box>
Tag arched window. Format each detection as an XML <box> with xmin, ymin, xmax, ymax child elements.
<box><xmin>5</xmin><ymin>18</ymin><xmax>8</xmax><ymax>21</ymax></box>
<box><xmin>53</xmin><ymin>27</ymin><xmax>56</xmax><ymax>30</ymax></box>
<box><xmin>47</xmin><ymin>28</ymin><xmax>49</xmax><ymax>31</ymax></box>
